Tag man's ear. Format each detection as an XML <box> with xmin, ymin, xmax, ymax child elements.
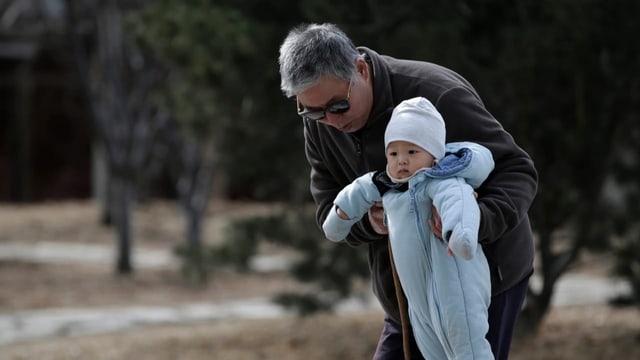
<box><xmin>356</xmin><ymin>58</ymin><xmax>368</xmax><ymax>77</ymax></box>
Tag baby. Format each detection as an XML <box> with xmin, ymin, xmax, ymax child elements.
<box><xmin>323</xmin><ymin>97</ymin><xmax>495</xmax><ymax>359</ymax></box>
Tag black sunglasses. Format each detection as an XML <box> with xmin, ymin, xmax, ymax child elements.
<box><xmin>297</xmin><ymin>80</ymin><xmax>353</xmax><ymax>121</ymax></box>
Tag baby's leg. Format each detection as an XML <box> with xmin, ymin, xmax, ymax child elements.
<box><xmin>430</xmin><ymin>240</ymin><xmax>493</xmax><ymax>359</ymax></box>
<box><xmin>407</xmin><ymin>312</ymin><xmax>449</xmax><ymax>360</ymax></box>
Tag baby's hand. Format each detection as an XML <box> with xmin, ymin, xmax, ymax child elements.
<box><xmin>448</xmin><ymin>226</ymin><xmax>475</xmax><ymax>260</ymax></box>
<box><xmin>337</xmin><ymin>207</ymin><xmax>350</xmax><ymax>220</ymax></box>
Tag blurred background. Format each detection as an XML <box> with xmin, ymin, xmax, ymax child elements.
<box><xmin>1</xmin><ymin>0</ymin><xmax>639</xmax><ymax>359</ymax></box>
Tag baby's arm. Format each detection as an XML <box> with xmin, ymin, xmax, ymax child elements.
<box><xmin>429</xmin><ymin>178</ymin><xmax>480</xmax><ymax>260</ymax></box>
<box><xmin>322</xmin><ymin>172</ymin><xmax>382</xmax><ymax>242</ymax></box>
<box><xmin>427</xmin><ymin>142</ymin><xmax>495</xmax><ymax>258</ymax></box>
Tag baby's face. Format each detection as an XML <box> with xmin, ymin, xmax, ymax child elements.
<box><xmin>386</xmin><ymin>141</ymin><xmax>436</xmax><ymax>180</ymax></box>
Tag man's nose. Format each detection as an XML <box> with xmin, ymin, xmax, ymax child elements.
<box><xmin>323</xmin><ymin>112</ymin><xmax>342</xmax><ymax>125</ymax></box>
<box><xmin>317</xmin><ymin>114</ymin><xmax>337</xmax><ymax>128</ymax></box>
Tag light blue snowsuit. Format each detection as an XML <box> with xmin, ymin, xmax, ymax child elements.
<box><xmin>323</xmin><ymin>142</ymin><xmax>495</xmax><ymax>359</ymax></box>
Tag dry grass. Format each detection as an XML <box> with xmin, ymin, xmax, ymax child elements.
<box><xmin>0</xmin><ymin>201</ymin><xmax>639</xmax><ymax>359</ymax></box>
<box><xmin>1</xmin><ymin>305</ymin><xmax>639</xmax><ymax>360</ymax></box>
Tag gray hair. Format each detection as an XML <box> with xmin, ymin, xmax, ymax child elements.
<box><xmin>278</xmin><ymin>23</ymin><xmax>361</xmax><ymax>97</ymax></box>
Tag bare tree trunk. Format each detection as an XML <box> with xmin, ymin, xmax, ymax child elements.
<box><xmin>175</xmin><ymin>140</ymin><xmax>215</xmax><ymax>281</ymax></box>
<box><xmin>113</xmin><ymin>174</ymin><xmax>134</xmax><ymax>273</ymax></box>
<box><xmin>517</xmin><ymin>227</ymin><xmax>581</xmax><ymax>337</ymax></box>
<box><xmin>67</xmin><ymin>0</ymin><xmax>165</xmax><ymax>274</ymax></box>
<box><xmin>92</xmin><ymin>138</ymin><xmax>113</xmax><ymax>225</ymax></box>
<box><xmin>184</xmin><ymin>209</ymin><xmax>204</xmax><ymax>276</ymax></box>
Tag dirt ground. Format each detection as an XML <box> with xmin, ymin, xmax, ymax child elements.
<box><xmin>0</xmin><ymin>200</ymin><xmax>639</xmax><ymax>359</ymax></box>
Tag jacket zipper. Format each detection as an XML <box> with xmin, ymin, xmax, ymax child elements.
<box><xmin>351</xmin><ymin>133</ymin><xmax>369</xmax><ymax>173</ymax></box>
<box><xmin>412</xmin><ymin>187</ymin><xmax>455</xmax><ymax>356</ymax></box>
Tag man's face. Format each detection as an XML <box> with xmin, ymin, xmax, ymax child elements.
<box><xmin>296</xmin><ymin>76</ymin><xmax>369</xmax><ymax>133</ymax></box>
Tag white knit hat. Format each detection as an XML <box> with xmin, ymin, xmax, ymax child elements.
<box><xmin>384</xmin><ymin>97</ymin><xmax>446</xmax><ymax>159</ymax></box>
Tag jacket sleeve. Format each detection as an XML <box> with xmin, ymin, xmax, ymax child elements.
<box><xmin>428</xmin><ymin>177</ymin><xmax>480</xmax><ymax>260</ymax></box>
<box><xmin>322</xmin><ymin>172</ymin><xmax>382</xmax><ymax>242</ymax></box>
<box><xmin>434</xmin><ymin>87</ymin><xmax>538</xmax><ymax>245</ymax></box>
<box><xmin>304</xmin><ymin>124</ymin><xmax>386</xmax><ymax>247</ymax></box>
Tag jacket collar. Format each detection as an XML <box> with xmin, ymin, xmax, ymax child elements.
<box><xmin>358</xmin><ymin>47</ymin><xmax>395</xmax><ymax>131</ymax></box>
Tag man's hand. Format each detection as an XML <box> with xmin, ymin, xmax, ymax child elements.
<box><xmin>429</xmin><ymin>205</ymin><xmax>443</xmax><ymax>240</ymax></box>
<box><xmin>429</xmin><ymin>191</ymin><xmax>478</xmax><ymax>256</ymax></box>
<box><xmin>368</xmin><ymin>201</ymin><xmax>388</xmax><ymax>235</ymax></box>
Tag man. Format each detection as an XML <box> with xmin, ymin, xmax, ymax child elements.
<box><xmin>278</xmin><ymin>23</ymin><xmax>537</xmax><ymax>360</ymax></box>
